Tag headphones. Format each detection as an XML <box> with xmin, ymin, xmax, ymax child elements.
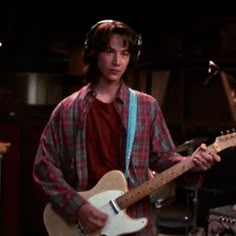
<box><xmin>83</xmin><ymin>19</ymin><xmax>142</xmax><ymax>63</ymax></box>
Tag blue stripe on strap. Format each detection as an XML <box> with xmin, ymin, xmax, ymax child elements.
<box><xmin>124</xmin><ymin>88</ymin><xmax>137</xmax><ymax>183</ymax></box>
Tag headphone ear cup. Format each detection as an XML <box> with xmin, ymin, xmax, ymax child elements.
<box><xmin>136</xmin><ymin>34</ymin><xmax>142</xmax><ymax>60</ymax></box>
<box><xmin>83</xmin><ymin>38</ymin><xmax>90</xmax><ymax>64</ymax></box>
<box><xmin>83</xmin><ymin>21</ymin><xmax>103</xmax><ymax>64</ymax></box>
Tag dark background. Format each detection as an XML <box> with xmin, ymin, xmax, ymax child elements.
<box><xmin>1</xmin><ymin>3</ymin><xmax>236</xmax><ymax>235</ymax></box>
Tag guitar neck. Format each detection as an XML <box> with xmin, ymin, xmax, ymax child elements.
<box><xmin>116</xmin><ymin>144</ymin><xmax>216</xmax><ymax>210</ymax></box>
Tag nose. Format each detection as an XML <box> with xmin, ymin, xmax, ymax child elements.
<box><xmin>112</xmin><ymin>53</ymin><xmax>121</xmax><ymax>65</ymax></box>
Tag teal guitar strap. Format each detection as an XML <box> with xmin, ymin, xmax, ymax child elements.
<box><xmin>124</xmin><ymin>88</ymin><xmax>137</xmax><ymax>183</ymax></box>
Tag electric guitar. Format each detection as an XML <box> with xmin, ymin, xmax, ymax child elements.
<box><xmin>43</xmin><ymin>132</ymin><xmax>236</xmax><ymax>236</ymax></box>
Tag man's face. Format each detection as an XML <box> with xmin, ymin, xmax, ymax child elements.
<box><xmin>97</xmin><ymin>34</ymin><xmax>130</xmax><ymax>83</ymax></box>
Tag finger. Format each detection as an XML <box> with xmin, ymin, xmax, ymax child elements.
<box><xmin>199</xmin><ymin>143</ymin><xmax>207</xmax><ymax>151</ymax></box>
<box><xmin>90</xmin><ymin>208</ymin><xmax>108</xmax><ymax>224</ymax></box>
<box><xmin>89</xmin><ymin>217</ymin><xmax>106</xmax><ymax>229</ymax></box>
<box><xmin>193</xmin><ymin>154</ymin><xmax>211</xmax><ymax>170</ymax></box>
<box><xmin>85</xmin><ymin>214</ymin><xmax>107</xmax><ymax>232</ymax></box>
<box><xmin>81</xmin><ymin>221</ymin><xmax>99</xmax><ymax>233</ymax></box>
<box><xmin>203</xmin><ymin>152</ymin><xmax>220</xmax><ymax>166</ymax></box>
<box><xmin>211</xmin><ymin>153</ymin><xmax>221</xmax><ymax>162</ymax></box>
<box><xmin>79</xmin><ymin>216</ymin><xmax>99</xmax><ymax>233</ymax></box>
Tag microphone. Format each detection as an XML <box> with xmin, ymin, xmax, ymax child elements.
<box><xmin>204</xmin><ymin>60</ymin><xmax>220</xmax><ymax>85</ymax></box>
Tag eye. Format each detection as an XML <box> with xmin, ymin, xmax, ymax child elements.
<box><xmin>104</xmin><ymin>48</ymin><xmax>113</xmax><ymax>54</ymax></box>
<box><xmin>122</xmin><ymin>51</ymin><xmax>130</xmax><ymax>57</ymax></box>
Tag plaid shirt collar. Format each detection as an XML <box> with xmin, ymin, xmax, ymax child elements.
<box><xmin>79</xmin><ymin>81</ymin><xmax>130</xmax><ymax>106</ymax></box>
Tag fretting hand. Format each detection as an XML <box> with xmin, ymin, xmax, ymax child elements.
<box><xmin>191</xmin><ymin>143</ymin><xmax>221</xmax><ymax>172</ymax></box>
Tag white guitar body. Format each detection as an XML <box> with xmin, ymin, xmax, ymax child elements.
<box><xmin>44</xmin><ymin>170</ymin><xmax>148</xmax><ymax>236</ymax></box>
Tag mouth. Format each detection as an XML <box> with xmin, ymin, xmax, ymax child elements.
<box><xmin>109</xmin><ymin>69</ymin><xmax>121</xmax><ymax>75</ymax></box>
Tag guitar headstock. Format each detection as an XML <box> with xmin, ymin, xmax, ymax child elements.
<box><xmin>212</xmin><ymin>130</ymin><xmax>236</xmax><ymax>153</ymax></box>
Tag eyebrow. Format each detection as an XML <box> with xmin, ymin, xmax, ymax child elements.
<box><xmin>106</xmin><ymin>44</ymin><xmax>129</xmax><ymax>50</ymax></box>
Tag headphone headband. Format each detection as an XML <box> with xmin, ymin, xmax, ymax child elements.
<box><xmin>84</xmin><ymin>20</ymin><xmax>115</xmax><ymax>49</ymax></box>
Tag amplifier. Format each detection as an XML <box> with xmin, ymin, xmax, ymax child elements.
<box><xmin>208</xmin><ymin>205</ymin><xmax>236</xmax><ymax>235</ymax></box>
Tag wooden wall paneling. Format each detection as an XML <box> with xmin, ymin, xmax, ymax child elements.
<box><xmin>150</xmin><ymin>70</ymin><xmax>170</xmax><ymax>108</ymax></box>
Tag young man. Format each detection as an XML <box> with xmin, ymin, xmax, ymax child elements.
<box><xmin>33</xmin><ymin>19</ymin><xmax>221</xmax><ymax>236</ymax></box>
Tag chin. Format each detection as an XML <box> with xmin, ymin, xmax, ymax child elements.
<box><xmin>106</xmin><ymin>76</ymin><xmax>120</xmax><ymax>82</ymax></box>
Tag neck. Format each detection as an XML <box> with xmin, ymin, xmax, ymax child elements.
<box><xmin>95</xmin><ymin>80</ymin><xmax>121</xmax><ymax>103</ymax></box>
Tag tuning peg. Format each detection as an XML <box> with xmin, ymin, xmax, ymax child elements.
<box><xmin>221</xmin><ymin>130</ymin><xmax>234</xmax><ymax>136</ymax></box>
